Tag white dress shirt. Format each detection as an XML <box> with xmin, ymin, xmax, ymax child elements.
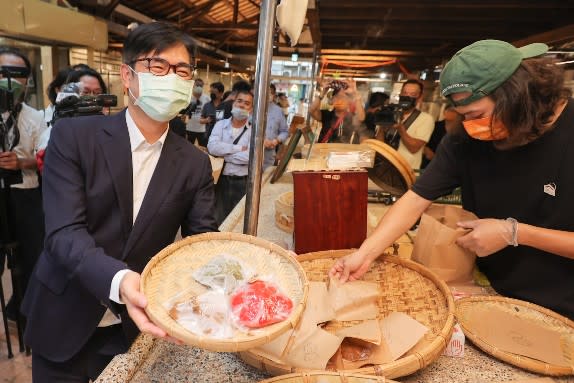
<box><xmin>98</xmin><ymin>109</ymin><xmax>168</xmax><ymax>327</ymax></box>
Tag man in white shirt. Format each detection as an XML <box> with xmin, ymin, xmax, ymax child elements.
<box><xmin>184</xmin><ymin>78</ymin><xmax>211</xmax><ymax>147</ymax></box>
<box><xmin>21</xmin><ymin>22</ymin><xmax>217</xmax><ymax>382</ymax></box>
<box><xmin>392</xmin><ymin>80</ymin><xmax>435</xmax><ymax>170</ymax></box>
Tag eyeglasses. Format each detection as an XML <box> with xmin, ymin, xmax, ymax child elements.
<box><xmin>130</xmin><ymin>57</ymin><xmax>195</xmax><ymax>80</ymax></box>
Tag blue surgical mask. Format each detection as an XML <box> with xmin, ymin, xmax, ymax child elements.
<box><xmin>128</xmin><ymin>68</ymin><xmax>193</xmax><ymax>122</ymax></box>
<box><xmin>231</xmin><ymin>106</ymin><xmax>250</xmax><ymax>121</ymax></box>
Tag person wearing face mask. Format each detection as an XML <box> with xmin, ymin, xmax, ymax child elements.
<box><xmin>264</xmin><ymin>83</ymin><xmax>289</xmax><ymax>168</ymax></box>
<box><xmin>329</xmin><ymin>40</ymin><xmax>574</xmax><ymax>320</ymax></box>
<box><xmin>207</xmin><ymin>90</ymin><xmax>254</xmax><ymax>225</ymax></box>
<box><xmin>385</xmin><ymin>79</ymin><xmax>435</xmax><ymax>170</ymax></box>
<box><xmin>184</xmin><ymin>78</ymin><xmax>210</xmax><ymax>147</ymax></box>
<box><xmin>309</xmin><ymin>78</ymin><xmax>366</xmax><ymax>144</ymax></box>
<box><xmin>0</xmin><ymin>47</ymin><xmax>48</xmax><ymax>323</ymax></box>
<box><xmin>21</xmin><ymin>22</ymin><xmax>218</xmax><ymax>382</ymax></box>
<box><xmin>200</xmin><ymin>81</ymin><xmax>225</xmax><ymax>141</ymax></box>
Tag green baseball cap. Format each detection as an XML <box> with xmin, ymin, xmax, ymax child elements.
<box><xmin>440</xmin><ymin>40</ymin><xmax>548</xmax><ymax>106</ymax></box>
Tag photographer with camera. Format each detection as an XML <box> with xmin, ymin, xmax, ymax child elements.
<box><xmin>0</xmin><ymin>47</ymin><xmax>47</xmax><ymax>321</ymax></box>
<box><xmin>379</xmin><ymin>79</ymin><xmax>434</xmax><ymax>170</ymax></box>
<box><xmin>310</xmin><ymin>78</ymin><xmax>366</xmax><ymax>144</ymax></box>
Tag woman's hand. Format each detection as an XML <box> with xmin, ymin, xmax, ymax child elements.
<box><xmin>328</xmin><ymin>250</ymin><xmax>373</xmax><ymax>283</ymax></box>
<box><xmin>456</xmin><ymin>219</ymin><xmax>514</xmax><ymax>257</ymax></box>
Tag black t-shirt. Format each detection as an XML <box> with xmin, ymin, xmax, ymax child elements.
<box><xmin>201</xmin><ymin>101</ymin><xmax>226</xmax><ymax>136</ymax></box>
<box><xmin>413</xmin><ymin>99</ymin><xmax>574</xmax><ymax>319</ymax></box>
<box><xmin>420</xmin><ymin>120</ymin><xmax>446</xmax><ymax>169</ymax></box>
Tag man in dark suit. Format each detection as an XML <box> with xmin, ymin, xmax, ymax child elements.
<box><xmin>21</xmin><ymin>22</ymin><xmax>218</xmax><ymax>382</ymax></box>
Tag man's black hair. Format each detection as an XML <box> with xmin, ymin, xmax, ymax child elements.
<box><xmin>235</xmin><ymin>89</ymin><xmax>254</xmax><ymax>100</ymax></box>
<box><xmin>0</xmin><ymin>46</ymin><xmax>32</xmax><ymax>73</ymax></box>
<box><xmin>269</xmin><ymin>83</ymin><xmax>276</xmax><ymax>92</ymax></box>
<box><xmin>231</xmin><ymin>80</ymin><xmax>252</xmax><ymax>93</ymax></box>
<box><xmin>66</xmin><ymin>68</ymin><xmax>108</xmax><ymax>94</ymax></box>
<box><xmin>194</xmin><ymin>78</ymin><xmax>204</xmax><ymax>86</ymax></box>
<box><xmin>122</xmin><ymin>22</ymin><xmax>195</xmax><ymax>66</ymax></box>
<box><xmin>210</xmin><ymin>82</ymin><xmax>224</xmax><ymax>93</ymax></box>
<box><xmin>403</xmin><ymin>79</ymin><xmax>424</xmax><ymax>94</ymax></box>
<box><xmin>71</xmin><ymin>63</ymin><xmax>92</xmax><ymax>72</ymax></box>
<box><xmin>47</xmin><ymin>67</ymin><xmax>73</xmax><ymax>104</ymax></box>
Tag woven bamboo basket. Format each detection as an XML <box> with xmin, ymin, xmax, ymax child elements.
<box><xmin>275</xmin><ymin>191</ymin><xmax>294</xmax><ymax>233</ymax></box>
<box><xmin>259</xmin><ymin>371</ymin><xmax>399</xmax><ymax>383</ymax></box>
<box><xmin>240</xmin><ymin>249</ymin><xmax>455</xmax><ymax>379</ymax></box>
<box><xmin>140</xmin><ymin>232</ymin><xmax>309</xmax><ymax>352</ymax></box>
<box><xmin>456</xmin><ymin>296</ymin><xmax>574</xmax><ymax>376</ymax></box>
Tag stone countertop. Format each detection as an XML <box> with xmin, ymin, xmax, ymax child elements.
<box><xmin>96</xmin><ymin>169</ymin><xmax>573</xmax><ymax>383</ymax></box>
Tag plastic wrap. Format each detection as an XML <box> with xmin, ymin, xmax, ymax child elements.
<box><xmin>230</xmin><ymin>280</ymin><xmax>294</xmax><ymax>329</ymax></box>
<box><xmin>326</xmin><ymin>150</ymin><xmax>375</xmax><ymax>169</ymax></box>
<box><xmin>192</xmin><ymin>254</ymin><xmax>255</xmax><ymax>292</ymax></box>
<box><xmin>169</xmin><ymin>290</ymin><xmax>234</xmax><ymax>338</ymax></box>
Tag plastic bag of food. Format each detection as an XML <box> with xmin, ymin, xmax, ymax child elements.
<box><xmin>169</xmin><ymin>290</ymin><xmax>235</xmax><ymax>339</ymax></box>
<box><xmin>193</xmin><ymin>254</ymin><xmax>255</xmax><ymax>292</ymax></box>
<box><xmin>230</xmin><ymin>280</ymin><xmax>293</xmax><ymax>329</ymax></box>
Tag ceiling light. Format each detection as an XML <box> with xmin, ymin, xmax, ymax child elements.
<box><xmin>379</xmin><ymin>72</ymin><xmax>386</xmax><ymax>79</ymax></box>
<box><xmin>224</xmin><ymin>59</ymin><xmax>230</xmax><ymax>68</ymax></box>
<box><xmin>291</xmin><ymin>51</ymin><xmax>299</xmax><ymax>62</ymax></box>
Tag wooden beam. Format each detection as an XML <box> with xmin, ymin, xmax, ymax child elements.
<box><xmin>319</xmin><ymin>1</ymin><xmax>574</xmax><ymax>9</ymax></box>
<box><xmin>513</xmin><ymin>24</ymin><xmax>574</xmax><ymax>47</ymax></box>
<box><xmin>180</xmin><ymin>0</ymin><xmax>219</xmax><ymax>23</ymax></box>
<box><xmin>233</xmin><ymin>0</ymin><xmax>239</xmax><ymax>24</ymax></box>
<box><xmin>187</xmin><ymin>23</ymin><xmax>258</xmax><ymax>31</ymax></box>
<box><xmin>101</xmin><ymin>0</ymin><xmax>121</xmax><ymax>18</ymax></box>
<box><xmin>321</xmin><ymin>55</ymin><xmax>399</xmax><ymax>62</ymax></box>
<box><xmin>321</xmin><ymin>49</ymin><xmax>418</xmax><ymax>56</ymax></box>
<box><xmin>306</xmin><ymin>8</ymin><xmax>321</xmax><ymax>47</ymax></box>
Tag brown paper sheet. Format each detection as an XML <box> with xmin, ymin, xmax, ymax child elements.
<box><xmin>252</xmin><ymin>281</ymin><xmax>336</xmax><ymax>362</ymax></box>
<box><xmin>282</xmin><ymin>326</ymin><xmax>343</xmax><ymax>370</ymax></box>
<box><xmin>380</xmin><ymin>312</ymin><xmax>429</xmax><ymax>360</ymax></box>
<box><xmin>334</xmin><ymin>319</ymin><xmax>382</xmax><ymax>345</ymax></box>
<box><xmin>328</xmin><ymin>278</ymin><xmax>380</xmax><ymax>321</ymax></box>
<box><xmin>466</xmin><ymin>307</ymin><xmax>570</xmax><ymax>367</ymax></box>
<box><xmin>490</xmin><ymin>379</ymin><xmax>556</xmax><ymax>383</ymax></box>
<box><xmin>300</xmin><ymin>281</ymin><xmax>336</xmax><ymax>327</ymax></box>
<box><xmin>411</xmin><ymin>205</ymin><xmax>478</xmax><ymax>284</ymax></box>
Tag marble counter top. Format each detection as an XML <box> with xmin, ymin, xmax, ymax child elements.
<box><xmin>96</xmin><ymin>169</ymin><xmax>573</xmax><ymax>383</ymax></box>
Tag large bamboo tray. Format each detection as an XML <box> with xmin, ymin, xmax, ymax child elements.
<box><xmin>456</xmin><ymin>296</ymin><xmax>574</xmax><ymax>376</ymax></box>
<box><xmin>140</xmin><ymin>232</ymin><xmax>309</xmax><ymax>352</ymax></box>
<box><xmin>259</xmin><ymin>371</ymin><xmax>398</xmax><ymax>383</ymax></box>
<box><xmin>240</xmin><ymin>249</ymin><xmax>455</xmax><ymax>379</ymax></box>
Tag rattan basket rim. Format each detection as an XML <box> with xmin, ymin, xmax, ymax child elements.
<box><xmin>362</xmin><ymin>139</ymin><xmax>416</xmax><ymax>187</ymax></box>
<box><xmin>140</xmin><ymin>232</ymin><xmax>309</xmax><ymax>352</ymax></box>
<box><xmin>241</xmin><ymin>249</ymin><xmax>456</xmax><ymax>379</ymax></box>
<box><xmin>455</xmin><ymin>296</ymin><xmax>574</xmax><ymax>376</ymax></box>
<box><xmin>259</xmin><ymin>371</ymin><xmax>399</xmax><ymax>382</ymax></box>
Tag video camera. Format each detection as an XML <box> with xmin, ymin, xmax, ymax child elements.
<box><xmin>51</xmin><ymin>82</ymin><xmax>117</xmax><ymax>126</ymax></box>
<box><xmin>0</xmin><ymin>65</ymin><xmax>29</xmax><ymax>187</ymax></box>
<box><xmin>0</xmin><ymin>65</ymin><xmax>29</xmax><ymax>114</ymax></box>
<box><xmin>373</xmin><ymin>95</ymin><xmax>417</xmax><ymax>127</ymax></box>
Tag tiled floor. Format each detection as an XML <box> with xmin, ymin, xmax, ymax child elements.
<box><xmin>0</xmin><ymin>266</ymin><xmax>32</xmax><ymax>382</ymax></box>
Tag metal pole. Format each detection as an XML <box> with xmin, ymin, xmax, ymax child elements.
<box><xmin>243</xmin><ymin>0</ymin><xmax>276</xmax><ymax>235</ymax></box>
<box><xmin>305</xmin><ymin>44</ymin><xmax>318</xmax><ymax>129</ymax></box>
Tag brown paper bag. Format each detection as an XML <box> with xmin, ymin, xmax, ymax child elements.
<box><xmin>411</xmin><ymin>205</ymin><xmax>478</xmax><ymax>284</ymax></box>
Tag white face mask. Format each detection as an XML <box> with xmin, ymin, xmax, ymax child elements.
<box><xmin>128</xmin><ymin>68</ymin><xmax>193</xmax><ymax>122</ymax></box>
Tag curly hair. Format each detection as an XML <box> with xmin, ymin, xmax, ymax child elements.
<box><xmin>491</xmin><ymin>57</ymin><xmax>571</xmax><ymax>150</ymax></box>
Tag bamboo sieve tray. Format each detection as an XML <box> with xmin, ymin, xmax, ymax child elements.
<box><xmin>259</xmin><ymin>371</ymin><xmax>399</xmax><ymax>383</ymax></box>
<box><xmin>456</xmin><ymin>296</ymin><xmax>574</xmax><ymax>376</ymax></box>
<box><xmin>240</xmin><ymin>249</ymin><xmax>455</xmax><ymax>379</ymax></box>
<box><xmin>140</xmin><ymin>232</ymin><xmax>309</xmax><ymax>352</ymax></box>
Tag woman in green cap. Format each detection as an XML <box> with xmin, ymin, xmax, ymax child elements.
<box><xmin>329</xmin><ymin>40</ymin><xmax>574</xmax><ymax>320</ymax></box>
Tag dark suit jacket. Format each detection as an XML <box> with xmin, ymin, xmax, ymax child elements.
<box><xmin>21</xmin><ymin>109</ymin><xmax>218</xmax><ymax>362</ymax></box>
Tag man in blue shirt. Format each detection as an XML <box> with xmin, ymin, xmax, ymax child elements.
<box><xmin>264</xmin><ymin>84</ymin><xmax>289</xmax><ymax>169</ymax></box>
<box><xmin>208</xmin><ymin>90</ymin><xmax>253</xmax><ymax>225</ymax></box>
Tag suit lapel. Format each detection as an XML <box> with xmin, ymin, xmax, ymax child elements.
<box><xmin>98</xmin><ymin>110</ymin><xmax>133</xmax><ymax>241</ymax></box>
<box><xmin>123</xmin><ymin>131</ymin><xmax>183</xmax><ymax>258</ymax></box>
